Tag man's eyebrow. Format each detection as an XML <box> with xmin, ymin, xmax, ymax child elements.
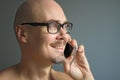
<box><xmin>47</xmin><ymin>19</ymin><xmax>69</xmax><ymax>23</ymax></box>
<box><xmin>47</xmin><ymin>19</ymin><xmax>59</xmax><ymax>22</ymax></box>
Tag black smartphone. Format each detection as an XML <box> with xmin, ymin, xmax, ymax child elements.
<box><xmin>64</xmin><ymin>42</ymin><xmax>74</xmax><ymax>58</ymax></box>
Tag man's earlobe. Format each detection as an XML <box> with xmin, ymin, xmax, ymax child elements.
<box><xmin>15</xmin><ymin>25</ymin><xmax>27</xmax><ymax>43</ymax></box>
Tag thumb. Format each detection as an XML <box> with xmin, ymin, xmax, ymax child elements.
<box><xmin>63</xmin><ymin>55</ymin><xmax>73</xmax><ymax>74</ymax></box>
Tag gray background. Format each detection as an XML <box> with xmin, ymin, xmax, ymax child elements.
<box><xmin>0</xmin><ymin>0</ymin><xmax>120</xmax><ymax>80</ymax></box>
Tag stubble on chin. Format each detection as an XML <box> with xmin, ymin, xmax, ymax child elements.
<box><xmin>50</xmin><ymin>55</ymin><xmax>66</xmax><ymax>64</ymax></box>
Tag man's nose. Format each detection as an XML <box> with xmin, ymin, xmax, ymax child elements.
<box><xmin>56</xmin><ymin>28</ymin><xmax>67</xmax><ymax>40</ymax></box>
<box><xmin>59</xmin><ymin>27</ymin><xmax>67</xmax><ymax>35</ymax></box>
<box><xmin>56</xmin><ymin>28</ymin><xmax>71</xmax><ymax>42</ymax></box>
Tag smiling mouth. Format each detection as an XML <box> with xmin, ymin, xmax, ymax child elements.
<box><xmin>52</xmin><ymin>45</ymin><xmax>64</xmax><ymax>50</ymax></box>
<box><xmin>51</xmin><ymin>44</ymin><xmax>65</xmax><ymax>52</ymax></box>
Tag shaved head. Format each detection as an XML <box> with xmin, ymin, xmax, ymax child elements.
<box><xmin>14</xmin><ymin>0</ymin><xmax>66</xmax><ymax>28</ymax></box>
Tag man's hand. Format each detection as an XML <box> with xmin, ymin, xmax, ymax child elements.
<box><xmin>64</xmin><ymin>40</ymin><xmax>94</xmax><ymax>80</ymax></box>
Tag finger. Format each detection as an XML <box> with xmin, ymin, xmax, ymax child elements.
<box><xmin>76</xmin><ymin>45</ymin><xmax>90</xmax><ymax>71</ymax></box>
<box><xmin>69</xmin><ymin>39</ymin><xmax>78</xmax><ymax>58</ymax></box>
<box><xmin>70</xmin><ymin>39</ymin><xmax>78</xmax><ymax>49</ymax></box>
<box><xmin>63</xmin><ymin>55</ymin><xmax>74</xmax><ymax>74</ymax></box>
<box><xmin>76</xmin><ymin>45</ymin><xmax>94</xmax><ymax>79</ymax></box>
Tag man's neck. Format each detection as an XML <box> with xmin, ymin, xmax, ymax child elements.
<box><xmin>16</xmin><ymin>60</ymin><xmax>53</xmax><ymax>80</ymax></box>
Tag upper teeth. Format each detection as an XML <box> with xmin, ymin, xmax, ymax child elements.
<box><xmin>52</xmin><ymin>44</ymin><xmax>64</xmax><ymax>49</ymax></box>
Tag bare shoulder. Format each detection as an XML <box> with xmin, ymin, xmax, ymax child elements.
<box><xmin>52</xmin><ymin>69</ymin><xmax>73</xmax><ymax>80</ymax></box>
<box><xmin>0</xmin><ymin>65</ymin><xmax>18</xmax><ymax>80</ymax></box>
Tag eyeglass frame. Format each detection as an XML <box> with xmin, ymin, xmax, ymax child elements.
<box><xmin>21</xmin><ymin>21</ymin><xmax>73</xmax><ymax>34</ymax></box>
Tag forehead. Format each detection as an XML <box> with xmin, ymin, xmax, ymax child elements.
<box><xmin>32</xmin><ymin>0</ymin><xmax>67</xmax><ymax>23</ymax></box>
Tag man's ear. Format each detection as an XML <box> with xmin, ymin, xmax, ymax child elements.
<box><xmin>15</xmin><ymin>25</ymin><xmax>27</xmax><ymax>43</ymax></box>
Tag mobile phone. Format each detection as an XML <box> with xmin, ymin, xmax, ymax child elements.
<box><xmin>64</xmin><ymin>42</ymin><xmax>74</xmax><ymax>58</ymax></box>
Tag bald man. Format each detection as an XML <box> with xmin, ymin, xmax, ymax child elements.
<box><xmin>0</xmin><ymin>0</ymin><xmax>94</xmax><ymax>80</ymax></box>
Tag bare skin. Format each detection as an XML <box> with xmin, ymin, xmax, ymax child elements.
<box><xmin>0</xmin><ymin>0</ymin><xmax>94</xmax><ymax>80</ymax></box>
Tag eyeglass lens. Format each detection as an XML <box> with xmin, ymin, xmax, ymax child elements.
<box><xmin>48</xmin><ymin>22</ymin><xmax>72</xmax><ymax>34</ymax></box>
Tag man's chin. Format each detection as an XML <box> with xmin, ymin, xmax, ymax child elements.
<box><xmin>50</xmin><ymin>56</ymin><xmax>66</xmax><ymax>64</ymax></box>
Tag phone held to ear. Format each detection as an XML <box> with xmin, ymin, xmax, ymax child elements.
<box><xmin>64</xmin><ymin>42</ymin><xmax>77</xmax><ymax>58</ymax></box>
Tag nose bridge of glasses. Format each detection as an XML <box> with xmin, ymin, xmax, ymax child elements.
<box><xmin>59</xmin><ymin>24</ymin><xmax>67</xmax><ymax>34</ymax></box>
<box><xmin>59</xmin><ymin>23</ymin><xmax>66</xmax><ymax>29</ymax></box>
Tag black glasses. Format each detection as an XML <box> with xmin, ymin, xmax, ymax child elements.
<box><xmin>21</xmin><ymin>21</ymin><xmax>73</xmax><ymax>34</ymax></box>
